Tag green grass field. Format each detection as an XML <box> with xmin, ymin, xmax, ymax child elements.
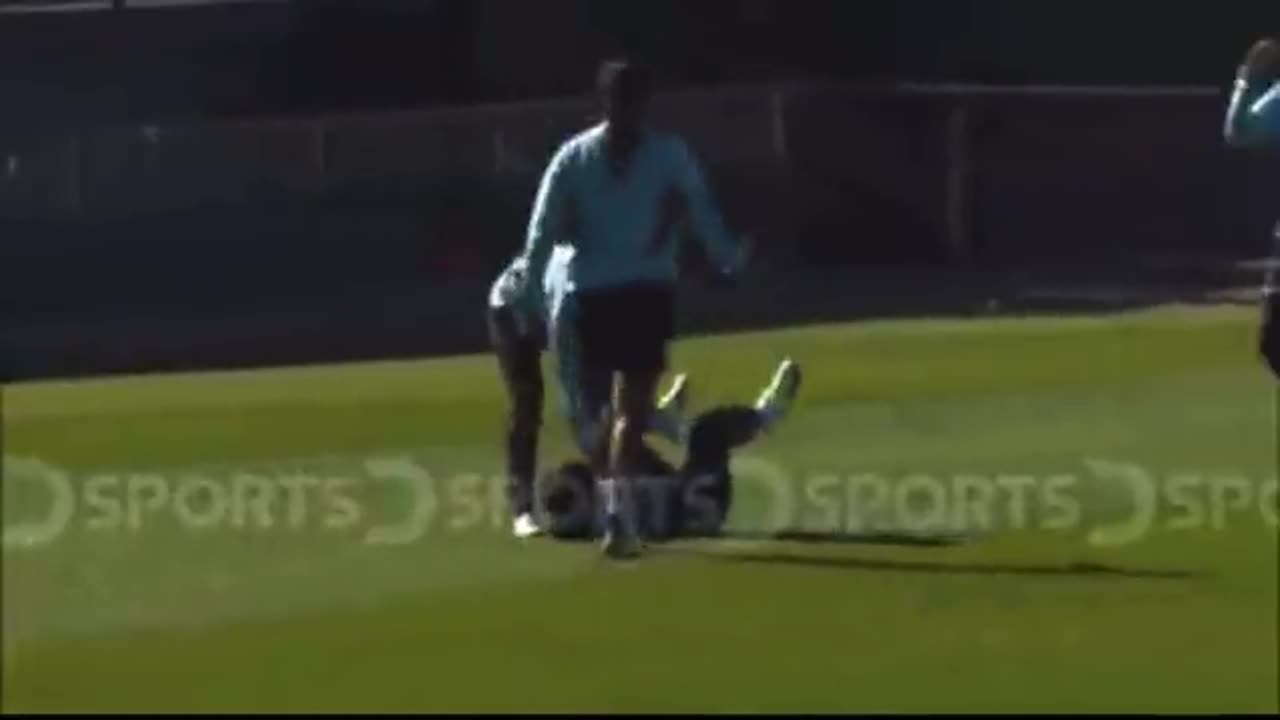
<box><xmin>3</xmin><ymin>305</ymin><xmax>1277</xmax><ymax>712</ymax></box>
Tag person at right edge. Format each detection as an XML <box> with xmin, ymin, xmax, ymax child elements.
<box><xmin>1224</xmin><ymin>38</ymin><xmax>1280</xmax><ymax>379</ymax></box>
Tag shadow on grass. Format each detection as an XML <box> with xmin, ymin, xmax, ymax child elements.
<box><xmin>655</xmin><ymin>530</ymin><xmax>1205</xmax><ymax>580</ymax></box>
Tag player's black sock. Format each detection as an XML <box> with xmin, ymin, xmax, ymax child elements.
<box><xmin>1261</xmin><ymin>296</ymin><xmax>1280</xmax><ymax>379</ymax></box>
<box><xmin>506</xmin><ymin>415</ymin><xmax>540</xmax><ymax>516</ymax></box>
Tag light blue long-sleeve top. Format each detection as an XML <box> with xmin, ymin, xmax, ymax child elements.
<box><xmin>520</xmin><ymin>122</ymin><xmax>745</xmax><ymax>304</ymax></box>
<box><xmin>1224</xmin><ymin>77</ymin><xmax>1280</xmax><ymax>148</ymax></box>
<box><xmin>1224</xmin><ymin>76</ymin><xmax>1280</xmax><ymax>298</ymax></box>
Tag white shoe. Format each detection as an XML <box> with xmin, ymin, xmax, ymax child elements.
<box><xmin>755</xmin><ymin>358</ymin><xmax>802</xmax><ymax>429</ymax></box>
<box><xmin>656</xmin><ymin>373</ymin><xmax>691</xmax><ymax>444</ymax></box>
<box><xmin>512</xmin><ymin>513</ymin><xmax>544</xmax><ymax>539</ymax></box>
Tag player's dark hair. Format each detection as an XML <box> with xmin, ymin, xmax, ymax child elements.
<box><xmin>597</xmin><ymin>59</ymin><xmax>652</xmax><ymax>110</ymax></box>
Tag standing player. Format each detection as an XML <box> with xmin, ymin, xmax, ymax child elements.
<box><xmin>488</xmin><ymin>255</ymin><xmax>548</xmax><ymax>539</ymax></box>
<box><xmin>1224</xmin><ymin>37</ymin><xmax>1280</xmax><ymax>378</ymax></box>
<box><xmin>518</xmin><ymin>60</ymin><xmax>747</xmax><ymax>558</ymax></box>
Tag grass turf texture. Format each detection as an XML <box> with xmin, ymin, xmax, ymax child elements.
<box><xmin>3</xmin><ymin>305</ymin><xmax>1277</xmax><ymax>712</ymax></box>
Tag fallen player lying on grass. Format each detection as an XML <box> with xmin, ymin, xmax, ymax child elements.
<box><xmin>538</xmin><ymin>360</ymin><xmax>801</xmax><ymax>541</ymax></box>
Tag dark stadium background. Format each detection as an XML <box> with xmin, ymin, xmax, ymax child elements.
<box><xmin>2</xmin><ymin>0</ymin><xmax>1277</xmax><ymax>380</ymax></box>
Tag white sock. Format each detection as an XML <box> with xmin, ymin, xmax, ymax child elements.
<box><xmin>755</xmin><ymin>406</ymin><xmax>776</xmax><ymax>433</ymax></box>
<box><xmin>754</xmin><ymin>368</ymin><xmax>793</xmax><ymax>432</ymax></box>
<box><xmin>600</xmin><ymin>477</ymin><xmax>619</xmax><ymax>517</ymax></box>
<box><xmin>755</xmin><ymin>386</ymin><xmax>786</xmax><ymax>430</ymax></box>
<box><xmin>649</xmin><ymin>406</ymin><xmax>684</xmax><ymax>444</ymax></box>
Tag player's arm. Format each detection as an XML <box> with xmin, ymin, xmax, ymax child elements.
<box><xmin>1225</xmin><ymin>81</ymin><xmax>1280</xmax><ymax>147</ymax></box>
<box><xmin>668</xmin><ymin>139</ymin><xmax>746</xmax><ymax>276</ymax></box>
<box><xmin>520</xmin><ymin>143</ymin><xmax>576</xmax><ymax>304</ymax></box>
<box><xmin>1224</xmin><ymin>39</ymin><xmax>1280</xmax><ymax>148</ymax></box>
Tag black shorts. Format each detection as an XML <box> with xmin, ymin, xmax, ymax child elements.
<box><xmin>574</xmin><ymin>282</ymin><xmax>675</xmax><ymax>374</ymax></box>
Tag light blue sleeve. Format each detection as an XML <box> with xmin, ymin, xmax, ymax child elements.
<box><xmin>669</xmin><ymin>139</ymin><xmax>745</xmax><ymax>274</ymax></box>
<box><xmin>521</xmin><ymin>142</ymin><xmax>576</xmax><ymax>307</ymax></box>
<box><xmin>1225</xmin><ymin>79</ymin><xmax>1280</xmax><ymax>148</ymax></box>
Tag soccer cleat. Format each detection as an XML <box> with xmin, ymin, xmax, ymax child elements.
<box><xmin>754</xmin><ymin>357</ymin><xmax>802</xmax><ymax>430</ymax></box>
<box><xmin>655</xmin><ymin>373</ymin><xmax>691</xmax><ymax>444</ymax></box>
<box><xmin>512</xmin><ymin>512</ymin><xmax>545</xmax><ymax>539</ymax></box>
<box><xmin>601</xmin><ymin>514</ymin><xmax>643</xmax><ymax>560</ymax></box>
<box><xmin>598</xmin><ymin>477</ymin><xmax>642</xmax><ymax>559</ymax></box>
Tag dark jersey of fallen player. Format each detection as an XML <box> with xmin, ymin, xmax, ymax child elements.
<box><xmin>540</xmin><ymin>406</ymin><xmax>763</xmax><ymax>540</ymax></box>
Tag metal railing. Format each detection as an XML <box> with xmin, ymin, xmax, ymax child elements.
<box><xmin>0</xmin><ymin>0</ymin><xmax>278</xmax><ymax>12</ymax></box>
<box><xmin>4</xmin><ymin>81</ymin><xmax>1266</xmax><ymax>268</ymax></box>
<box><xmin>893</xmin><ymin>83</ymin><xmax>1227</xmax><ymax>263</ymax></box>
<box><xmin>8</xmin><ymin>82</ymin><xmax>1275</xmax><ymax>383</ymax></box>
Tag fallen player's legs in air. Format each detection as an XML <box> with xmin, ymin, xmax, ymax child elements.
<box><xmin>540</xmin><ymin>358</ymin><xmax>802</xmax><ymax>541</ymax></box>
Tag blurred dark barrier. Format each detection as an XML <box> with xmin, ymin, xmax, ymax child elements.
<box><xmin>77</xmin><ymin>121</ymin><xmax>321</xmax><ymax>216</ymax></box>
<box><xmin>781</xmin><ymin>90</ymin><xmax>950</xmax><ymax>265</ymax></box>
<box><xmin>961</xmin><ymin>89</ymin><xmax>1276</xmax><ymax>265</ymax></box>
<box><xmin>2</xmin><ymin>83</ymin><xmax>1274</xmax><ymax>381</ymax></box>
<box><xmin>0</xmin><ymin>134</ymin><xmax>78</xmax><ymax>218</ymax></box>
